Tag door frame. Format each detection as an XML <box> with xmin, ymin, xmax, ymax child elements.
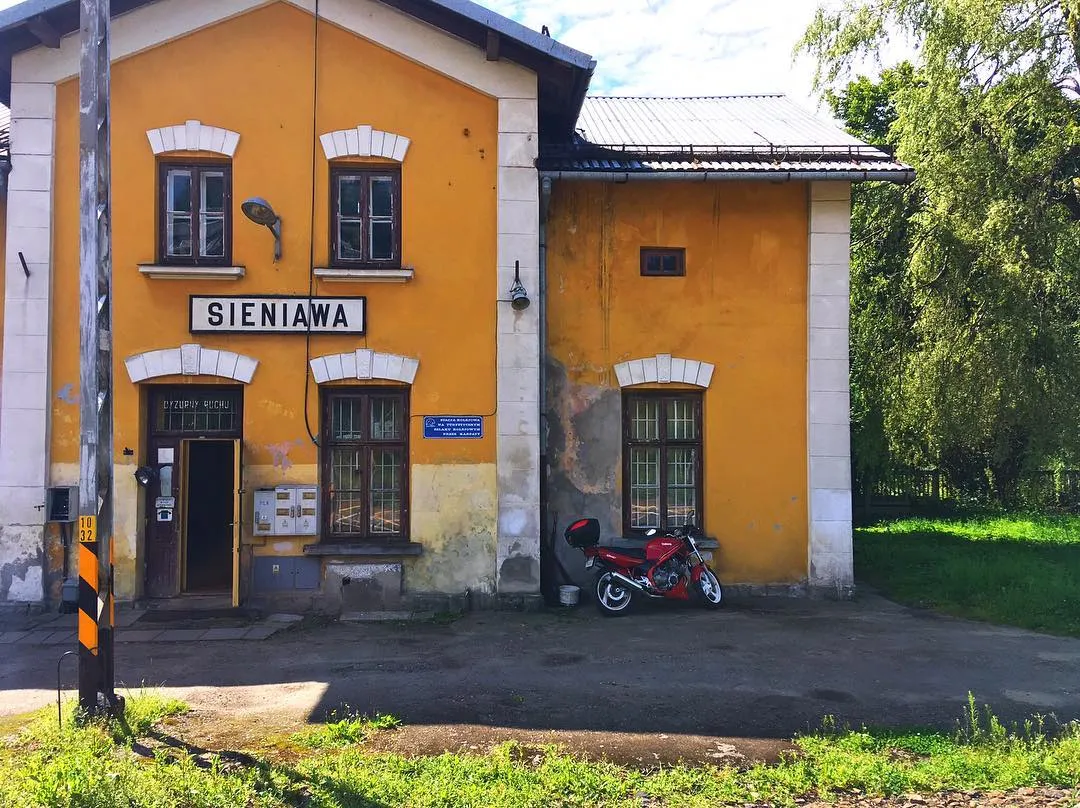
<box><xmin>144</xmin><ymin>385</ymin><xmax>244</xmax><ymax>601</ymax></box>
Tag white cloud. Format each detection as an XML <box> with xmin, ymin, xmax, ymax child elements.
<box><xmin>0</xmin><ymin>0</ymin><xmax>911</xmax><ymax>118</ymax></box>
<box><xmin>487</xmin><ymin>0</ymin><xmax>831</xmax><ymax>112</ymax></box>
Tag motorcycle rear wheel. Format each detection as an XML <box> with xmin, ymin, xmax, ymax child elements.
<box><xmin>692</xmin><ymin>567</ymin><xmax>724</xmax><ymax>609</ymax></box>
<box><xmin>595</xmin><ymin>572</ymin><xmax>634</xmax><ymax>616</ymax></box>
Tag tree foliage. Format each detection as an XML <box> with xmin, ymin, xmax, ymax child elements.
<box><xmin>800</xmin><ymin>1</ymin><xmax>1080</xmax><ymax>501</ymax></box>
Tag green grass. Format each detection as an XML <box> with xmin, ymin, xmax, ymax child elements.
<box><xmin>855</xmin><ymin>512</ymin><xmax>1080</xmax><ymax>636</ymax></box>
<box><xmin>1</xmin><ymin>694</ymin><xmax>1078</xmax><ymax>807</ymax></box>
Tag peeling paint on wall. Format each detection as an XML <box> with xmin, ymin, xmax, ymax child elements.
<box><xmin>408</xmin><ymin>463</ymin><xmax>497</xmax><ymax>595</ymax></box>
<box><xmin>56</xmin><ymin>383</ymin><xmax>77</xmax><ymax>405</ymax></box>
<box><xmin>266</xmin><ymin>440</ymin><xmax>304</xmax><ymax>475</ymax></box>
<box><xmin>0</xmin><ymin>525</ymin><xmax>46</xmax><ymax>602</ymax></box>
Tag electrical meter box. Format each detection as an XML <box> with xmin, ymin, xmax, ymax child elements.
<box><xmin>253</xmin><ymin>485</ymin><xmax>318</xmax><ymax>536</ymax></box>
<box><xmin>45</xmin><ymin>486</ymin><xmax>79</xmax><ymax>523</ymax></box>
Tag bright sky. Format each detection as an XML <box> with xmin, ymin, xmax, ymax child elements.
<box><xmin>0</xmin><ymin>0</ymin><xmax>883</xmax><ymax>114</ymax></box>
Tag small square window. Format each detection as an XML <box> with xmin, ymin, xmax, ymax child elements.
<box><xmin>640</xmin><ymin>247</ymin><xmax>685</xmax><ymax>277</ymax></box>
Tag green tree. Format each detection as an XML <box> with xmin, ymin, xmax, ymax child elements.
<box><xmin>801</xmin><ymin>1</ymin><xmax>1080</xmax><ymax>502</ymax></box>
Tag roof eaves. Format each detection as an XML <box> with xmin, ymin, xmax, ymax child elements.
<box><xmin>0</xmin><ymin>0</ymin><xmax>70</xmax><ymax>33</ymax></box>
<box><xmin>423</xmin><ymin>0</ymin><xmax>595</xmax><ymax>70</ymax></box>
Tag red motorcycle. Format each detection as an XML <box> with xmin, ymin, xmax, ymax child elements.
<box><xmin>565</xmin><ymin>513</ymin><xmax>723</xmax><ymax>616</ymax></box>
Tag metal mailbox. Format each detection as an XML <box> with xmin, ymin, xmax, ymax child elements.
<box><xmin>253</xmin><ymin>485</ymin><xmax>319</xmax><ymax>536</ymax></box>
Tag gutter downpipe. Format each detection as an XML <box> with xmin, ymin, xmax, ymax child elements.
<box><xmin>538</xmin><ymin>169</ymin><xmax>916</xmax><ymax>183</ymax></box>
<box><xmin>539</xmin><ymin>174</ymin><xmax>555</xmax><ymax>604</ymax></box>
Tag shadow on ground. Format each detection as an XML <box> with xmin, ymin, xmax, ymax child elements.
<box><xmin>3</xmin><ymin>594</ymin><xmax>1079</xmax><ymax>743</ymax></box>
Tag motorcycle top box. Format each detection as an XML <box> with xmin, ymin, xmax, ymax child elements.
<box><xmin>564</xmin><ymin>518</ymin><xmax>600</xmax><ymax>547</ymax></box>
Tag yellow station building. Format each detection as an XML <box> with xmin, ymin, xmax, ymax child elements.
<box><xmin>0</xmin><ymin>0</ymin><xmax>911</xmax><ymax>611</ymax></box>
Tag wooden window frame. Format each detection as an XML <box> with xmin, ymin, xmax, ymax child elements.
<box><xmin>157</xmin><ymin>160</ymin><xmax>233</xmax><ymax>266</ymax></box>
<box><xmin>321</xmin><ymin>387</ymin><xmax>410</xmax><ymax>541</ymax></box>
<box><xmin>329</xmin><ymin>165</ymin><xmax>402</xmax><ymax>269</ymax></box>
<box><xmin>622</xmin><ymin>390</ymin><xmax>704</xmax><ymax>535</ymax></box>
<box><xmin>640</xmin><ymin>247</ymin><xmax>686</xmax><ymax>277</ymax></box>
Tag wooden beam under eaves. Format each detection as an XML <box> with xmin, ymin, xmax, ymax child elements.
<box><xmin>26</xmin><ymin>14</ymin><xmax>62</xmax><ymax>49</ymax></box>
<box><xmin>485</xmin><ymin>29</ymin><xmax>500</xmax><ymax>61</ymax></box>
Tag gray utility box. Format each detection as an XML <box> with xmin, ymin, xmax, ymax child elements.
<box><xmin>252</xmin><ymin>556</ymin><xmax>321</xmax><ymax>593</ymax></box>
<box><xmin>46</xmin><ymin>486</ymin><xmax>79</xmax><ymax>523</ymax></box>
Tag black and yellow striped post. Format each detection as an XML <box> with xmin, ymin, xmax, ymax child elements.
<box><xmin>77</xmin><ymin>515</ymin><xmax>100</xmax><ymax>708</ymax></box>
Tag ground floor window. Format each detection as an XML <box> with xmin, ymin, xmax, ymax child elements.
<box><xmin>321</xmin><ymin>388</ymin><xmax>409</xmax><ymax>540</ymax></box>
<box><xmin>623</xmin><ymin>391</ymin><xmax>703</xmax><ymax>534</ymax></box>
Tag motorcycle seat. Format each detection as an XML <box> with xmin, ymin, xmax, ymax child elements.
<box><xmin>600</xmin><ymin>544</ymin><xmax>648</xmax><ymax>559</ymax></box>
<box><xmin>602</xmin><ymin>537</ymin><xmax>650</xmax><ymax>549</ymax></box>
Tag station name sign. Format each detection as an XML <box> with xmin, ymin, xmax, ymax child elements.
<box><xmin>189</xmin><ymin>295</ymin><xmax>366</xmax><ymax>335</ymax></box>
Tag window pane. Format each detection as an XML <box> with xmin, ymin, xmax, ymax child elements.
<box><xmin>662</xmin><ymin>254</ymin><xmax>678</xmax><ymax>274</ymax></box>
<box><xmin>331</xmin><ymin>398</ymin><xmax>364</xmax><ymax>441</ymax></box>
<box><xmin>629</xmin><ymin>447</ymin><xmax>660</xmax><ymax>528</ymax></box>
<box><xmin>330</xmin><ymin>447</ymin><xmax>364</xmax><ymax>535</ymax></box>
<box><xmin>630</xmin><ymin>399</ymin><xmax>659</xmax><ymax>441</ymax></box>
<box><xmin>646</xmin><ymin>254</ymin><xmax>662</xmax><ymax>275</ymax></box>
<box><xmin>370</xmin><ymin>397</ymin><xmax>402</xmax><ymax>441</ymax></box>
<box><xmin>201</xmin><ymin>215</ymin><xmax>225</xmax><ymax>257</ymax></box>
<box><xmin>338</xmin><ymin>221</ymin><xmax>363</xmax><ymax>260</ymax></box>
<box><xmin>369</xmin><ymin>448</ymin><xmax>402</xmax><ymax>534</ymax></box>
<box><xmin>338</xmin><ymin>176</ymin><xmax>363</xmax><ymax>217</ymax></box>
<box><xmin>370</xmin><ymin>221</ymin><xmax>393</xmax><ymax>261</ymax></box>
<box><xmin>202</xmin><ymin>172</ymin><xmax>225</xmax><ymax>213</ymax></box>
<box><xmin>158</xmin><ymin>465</ymin><xmax>173</xmax><ymax>498</ymax></box>
<box><xmin>167</xmin><ymin>215</ymin><xmax>192</xmax><ymax>256</ymax></box>
<box><xmin>167</xmin><ymin>171</ymin><xmax>191</xmax><ymax>213</ymax></box>
<box><xmin>370</xmin><ymin>177</ymin><xmax>393</xmax><ymax>217</ymax></box>
<box><xmin>666</xmin><ymin>447</ymin><xmax>697</xmax><ymax>526</ymax></box>
<box><xmin>666</xmin><ymin>398</ymin><xmax>697</xmax><ymax>440</ymax></box>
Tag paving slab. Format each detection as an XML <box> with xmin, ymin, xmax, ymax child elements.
<box><xmin>341</xmin><ymin>611</ymin><xmax>415</xmax><ymax>622</ymax></box>
<box><xmin>0</xmin><ymin>631</ymin><xmax>30</xmax><ymax>644</ymax></box>
<box><xmin>154</xmin><ymin>629</ymin><xmax>207</xmax><ymax>642</ymax></box>
<box><xmin>17</xmin><ymin>631</ymin><xmax>61</xmax><ymax>645</ymax></box>
<box><xmin>201</xmin><ymin>628</ymin><xmax>250</xmax><ymax>641</ymax></box>
<box><xmin>242</xmin><ymin>625</ymin><xmax>281</xmax><ymax>640</ymax></box>
<box><xmin>42</xmin><ymin>632</ymin><xmax>76</xmax><ymax>645</ymax></box>
<box><xmin>267</xmin><ymin>613</ymin><xmax>303</xmax><ymax>623</ymax></box>
<box><xmin>115</xmin><ymin>610</ymin><xmax>147</xmax><ymax>628</ymax></box>
<box><xmin>116</xmin><ymin>630</ymin><xmax>164</xmax><ymax>643</ymax></box>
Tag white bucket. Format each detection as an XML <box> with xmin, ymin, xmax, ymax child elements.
<box><xmin>558</xmin><ymin>585</ymin><xmax>580</xmax><ymax>607</ymax></box>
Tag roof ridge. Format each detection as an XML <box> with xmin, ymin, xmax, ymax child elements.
<box><xmin>585</xmin><ymin>94</ymin><xmax>789</xmax><ymax>100</ymax></box>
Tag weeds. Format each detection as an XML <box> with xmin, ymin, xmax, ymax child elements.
<box><xmin>291</xmin><ymin>709</ymin><xmax>401</xmax><ymax>749</ymax></box>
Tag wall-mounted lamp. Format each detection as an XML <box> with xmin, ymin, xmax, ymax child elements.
<box><xmin>241</xmin><ymin>197</ymin><xmax>282</xmax><ymax>262</ymax></box>
<box><xmin>508</xmin><ymin>260</ymin><xmax>530</xmax><ymax>311</ymax></box>
<box><xmin>133</xmin><ymin>466</ymin><xmax>155</xmax><ymax>487</ymax></box>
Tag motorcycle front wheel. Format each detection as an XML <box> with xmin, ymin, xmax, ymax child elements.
<box><xmin>595</xmin><ymin>571</ymin><xmax>634</xmax><ymax>616</ymax></box>
<box><xmin>693</xmin><ymin>567</ymin><xmax>724</xmax><ymax>609</ymax></box>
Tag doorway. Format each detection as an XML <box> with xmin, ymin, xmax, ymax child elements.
<box><xmin>144</xmin><ymin>386</ymin><xmax>243</xmax><ymax>602</ymax></box>
<box><xmin>184</xmin><ymin>441</ymin><xmax>235</xmax><ymax>592</ymax></box>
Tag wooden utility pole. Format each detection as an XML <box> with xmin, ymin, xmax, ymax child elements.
<box><xmin>77</xmin><ymin>0</ymin><xmax>120</xmax><ymax>715</ymax></box>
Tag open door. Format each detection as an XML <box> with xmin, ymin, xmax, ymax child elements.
<box><xmin>232</xmin><ymin>438</ymin><xmax>242</xmax><ymax>607</ymax></box>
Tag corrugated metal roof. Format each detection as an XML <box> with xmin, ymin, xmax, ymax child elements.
<box><xmin>542</xmin><ymin>156</ymin><xmax>912</xmax><ymax>174</ymax></box>
<box><xmin>575</xmin><ymin>95</ymin><xmax>887</xmax><ymax>157</ymax></box>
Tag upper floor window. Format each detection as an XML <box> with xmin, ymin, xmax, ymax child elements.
<box><xmin>641</xmin><ymin>247</ymin><xmax>686</xmax><ymax>277</ymax></box>
<box><xmin>159</xmin><ymin>161</ymin><xmax>232</xmax><ymax>265</ymax></box>
<box><xmin>331</xmin><ymin>166</ymin><xmax>401</xmax><ymax>268</ymax></box>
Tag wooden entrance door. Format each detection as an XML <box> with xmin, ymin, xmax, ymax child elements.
<box><xmin>145</xmin><ymin>436</ymin><xmax>182</xmax><ymax>598</ymax></box>
<box><xmin>143</xmin><ymin>387</ymin><xmax>243</xmax><ymax>600</ymax></box>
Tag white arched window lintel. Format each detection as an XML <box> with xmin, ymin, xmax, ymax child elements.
<box><xmin>614</xmin><ymin>354</ymin><xmax>714</xmax><ymax>389</ymax></box>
